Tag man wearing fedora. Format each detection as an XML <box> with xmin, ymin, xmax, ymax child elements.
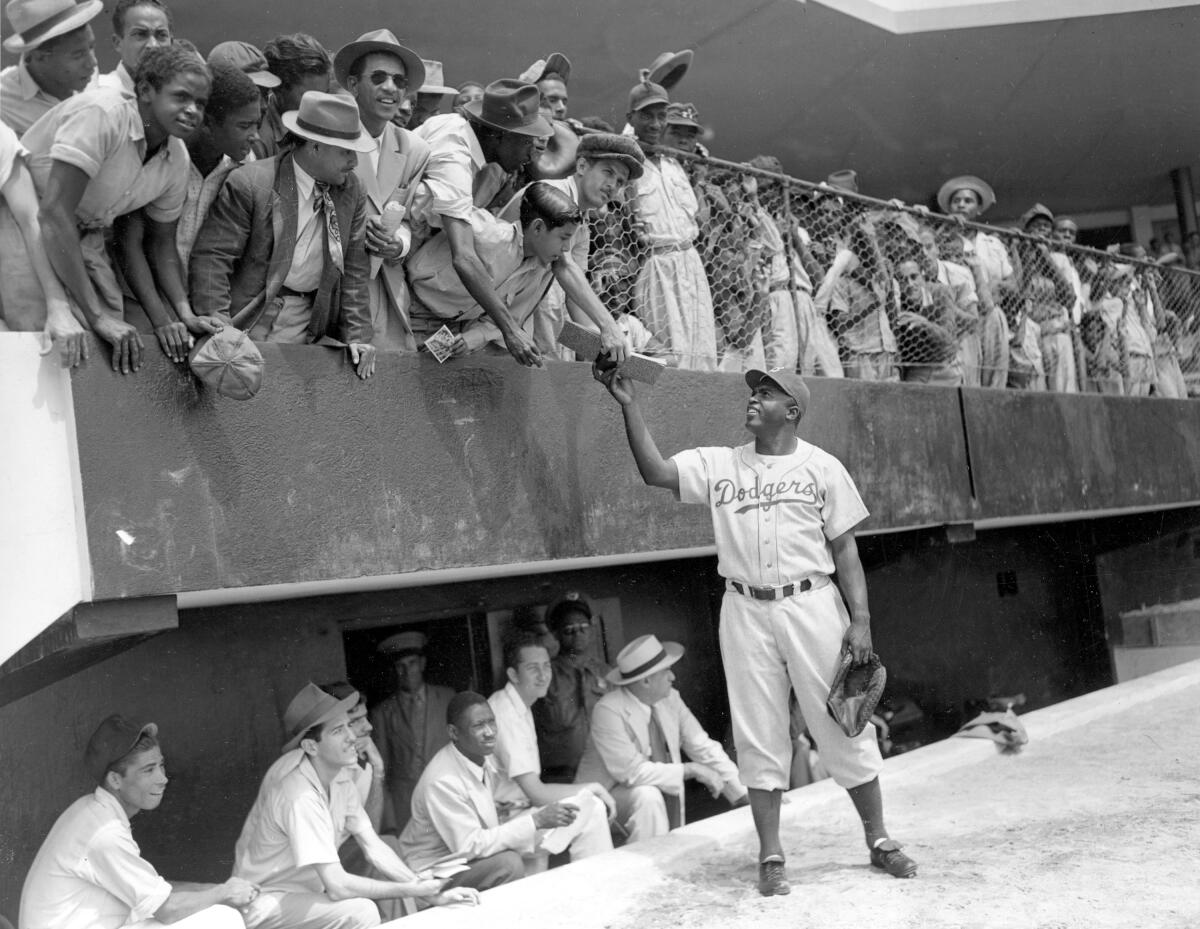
<box><xmin>1</xmin><ymin>0</ymin><xmax>102</xmax><ymax>135</ymax></box>
<box><xmin>625</xmin><ymin>74</ymin><xmax>718</xmax><ymax>371</ymax></box>
<box><xmin>21</xmin><ymin>714</ymin><xmax>256</xmax><ymax>928</ymax></box>
<box><xmin>594</xmin><ymin>364</ymin><xmax>917</xmax><ymax>894</ymax></box>
<box><xmin>574</xmin><ymin>634</ymin><xmax>746</xmax><ymax>843</ymax></box>
<box><xmin>412</xmin><ymin>78</ymin><xmax>626</xmax><ymax>368</ymax></box>
<box><xmin>399</xmin><ymin>691</ymin><xmax>584</xmax><ymax>890</ymax></box>
<box><xmin>22</xmin><ymin>44</ymin><xmax>210</xmax><ymax>375</ymax></box>
<box><xmin>189</xmin><ymin>91</ymin><xmax>378</xmax><ymax>379</ymax></box>
<box><xmin>334</xmin><ymin>30</ymin><xmax>431</xmax><ymax>353</ymax></box>
<box><xmin>233</xmin><ymin>683</ymin><xmax>478</xmax><ymax>929</ymax></box>
<box><xmin>369</xmin><ymin>631</ymin><xmax>456</xmax><ymax>835</ymax></box>
<box><xmin>407</xmin><ymin>58</ymin><xmax>456</xmax><ymax>131</ymax></box>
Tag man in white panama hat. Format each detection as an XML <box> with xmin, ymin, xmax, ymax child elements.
<box><xmin>1</xmin><ymin>0</ymin><xmax>102</xmax><ymax>134</ymax></box>
<box><xmin>574</xmin><ymin>634</ymin><xmax>746</xmax><ymax>843</ymax></box>
<box><xmin>190</xmin><ymin>91</ymin><xmax>378</xmax><ymax>379</ymax></box>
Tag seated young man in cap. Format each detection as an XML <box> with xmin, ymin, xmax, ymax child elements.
<box><xmin>0</xmin><ymin>121</ymin><xmax>87</xmax><ymax>363</ymax></box>
<box><xmin>594</xmin><ymin>364</ymin><xmax>917</xmax><ymax>895</ymax></box>
<box><xmin>1</xmin><ymin>0</ymin><xmax>102</xmax><ymax>135</ymax></box>
<box><xmin>114</xmin><ymin>61</ymin><xmax>263</xmax><ymax>362</ymax></box>
<box><xmin>189</xmin><ymin>91</ymin><xmax>377</xmax><ymax>379</ymax></box>
<box><xmin>21</xmin><ymin>44</ymin><xmax>209</xmax><ymax>374</ymax></box>
<box><xmin>233</xmin><ymin>683</ymin><xmax>478</xmax><ymax>929</ymax></box>
<box><xmin>333</xmin><ymin>30</ymin><xmax>431</xmax><ymax>352</ymax></box>
<box><xmin>488</xmin><ymin>631</ymin><xmax>616</xmax><ymax>865</ymax></box>
<box><xmin>574</xmin><ymin>634</ymin><xmax>746</xmax><ymax>844</ymax></box>
<box><xmin>399</xmin><ymin>692</ymin><xmax>588</xmax><ymax>890</ymax></box>
<box><xmin>368</xmin><ymin>631</ymin><xmax>456</xmax><ymax>835</ymax></box>
<box><xmin>255</xmin><ymin>34</ymin><xmax>331</xmax><ymax>159</ymax></box>
<box><xmin>21</xmin><ymin>714</ymin><xmax>256</xmax><ymax>929</ymax></box>
<box><xmin>407</xmin><ymin>181</ymin><xmax>625</xmax><ymax>357</ymax></box>
<box><xmin>533</xmin><ymin>591</ymin><xmax>613</xmax><ymax>782</ymax></box>
<box><xmin>624</xmin><ymin>74</ymin><xmax>718</xmax><ymax>371</ymax></box>
<box><xmin>96</xmin><ymin>0</ymin><xmax>171</xmax><ymax>94</ymax></box>
<box><xmin>410</xmin><ymin>78</ymin><xmax>627</xmax><ymax>367</ymax></box>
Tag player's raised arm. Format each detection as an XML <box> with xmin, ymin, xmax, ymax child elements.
<box><xmin>593</xmin><ymin>364</ymin><xmax>680</xmax><ymax>494</ymax></box>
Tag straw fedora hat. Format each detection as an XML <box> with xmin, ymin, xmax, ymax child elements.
<box><xmin>3</xmin><ymin>0</ymin><xmax>103</xmax><ymax>53</ymax></box>
<box><xmin>418</xmin><ymin>58</ymin><xmax>457</xmax><ymax>95</ymax></box>
<box><xmin>333</xmin><ymin>28</ymin><xmax>425</xmax><ymax>93</ymax></box>
<box><xmin>937</xmin><ymin>174</ymin><xmax>996</xmax><ymax>215</ymax></box>
<box><xmin>282</xmin><ymin>91</ymin><xmax>376</xmax><ymax>153</ymax></box>
<box><xmin>606</xmin><ymin>634</ymin><xmax>684</xmax><ymax>686</ymax></box>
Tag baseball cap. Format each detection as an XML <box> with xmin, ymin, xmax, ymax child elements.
<box><xmin>628</xmin><ymin>76</ymin><xmax>669</xmax><ymax>112</ymax></box>
<box><xmin>745</xmin><ymin>369</ymin><xmax>811</xmax><ymax>419</ymax></box>
<box><xmin>84</xmin><ymin>715</ymin><xmax>158</xmax><ymax>785</ymax></box>
<box><xmin>665</xmin><ymin>102</ymin><xmax>701</xmax><ymax>129</ymax></box>
<box><xmin>377</xmin><ymin>630</ymin><xmax>428</xmax><ymax>657</ymax></box>
<box><xmin>188</xmin><ymin>327</ymin><xmax>265</xmax><ymax>400</ymax></box>
<box><xmin>546</xmin><ymin>590</ymin><xmax>593</xmax><ymax>631</ymax></box>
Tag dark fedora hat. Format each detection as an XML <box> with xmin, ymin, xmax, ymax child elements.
<box><xmin>462</xmin><ymin>79</ymin><xmax>553</xmax><ymax>138</ymax></box>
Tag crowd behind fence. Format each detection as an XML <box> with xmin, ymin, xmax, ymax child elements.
<box><xmin>583</xmin><ymin>142</ymin><xmax>1200</xmax><ymax>399</ymax></box>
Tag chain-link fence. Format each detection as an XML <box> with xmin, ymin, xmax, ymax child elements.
<box><xmin>582</xmin><ymin>144</ymin><xmax>1200</xmax><ymax>398</ymax></box>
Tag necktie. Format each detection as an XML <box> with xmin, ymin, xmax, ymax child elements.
<box><xmin>648</xmin><ymin>710</ymin><xmax>682</xmax><ymax>829</ymax></box>
<box><xmin>313</xmin><ymin>182</ymin><xmax>344</xmax><ymax>273</ymax></box>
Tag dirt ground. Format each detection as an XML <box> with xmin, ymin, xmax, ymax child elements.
<box><xmin>606</xmin><ymin>683</ymin><xmax>1200</xmax><ymax>929</ymax></box>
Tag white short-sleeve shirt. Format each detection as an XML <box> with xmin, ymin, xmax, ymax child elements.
<box><xmin>488</xmin><ymin>682</ymin><xmax>541</xmax><ymax>808</ymax></box>
<box><xmin>233</xmin><ymin>750</ymin><xmax>370</xmax><ymax>894</ymax></box>
<box><xmin>20</xmin><ymin>787</ymin><xmax>173</xmax><ymax>929</ymax></box>
<box><xmin>671</xmin><ymin>441</ymin><xmax>869</xmax><ymax>586</ymax></box>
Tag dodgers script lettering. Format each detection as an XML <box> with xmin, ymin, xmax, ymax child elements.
<box><xmin>713</xmin><ymin>477</ymin><xmax>819</xmax><ymax>514</ymax></box>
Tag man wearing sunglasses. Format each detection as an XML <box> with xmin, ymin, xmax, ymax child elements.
<box><xmin>334</xmin><ymin>30</ymin><xmax>431</xmax><ymax>352</ymax></box>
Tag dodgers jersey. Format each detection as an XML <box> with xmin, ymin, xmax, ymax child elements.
<box><xmin>671</xmin><ymin>441</ymin><xmax>869</xmax><ymax>586</ymax></box>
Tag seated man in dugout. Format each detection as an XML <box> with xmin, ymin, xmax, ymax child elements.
<box><xmin>407</xmin><ymin>181</ymin><xmax>625</xmax><ymax>357</ymax></box>
<box><xmin>97</xmin><ymin>0</ymin><xmax>173</xmax><ymax>94</ymax></box>
<box><xmin>189</xmin><ymin>91</ymin><xmax>377</xmax><ymax>379</ymax></box>
<box><xmin>400</xmin><ymin>692</ymin><xmax>590</xmax><ymax>891</ymax></box>
<box><xmin>20</xmin><ymin>44</ymin><xmax>209</xmax><ymax>374</ymax></box>
<box><xmin>575</xmin><ymin>634</ymin><xmax>748</xmax><ymax>844</ymax></box>
<box><xmin>21</xmin><ymin>714</ymin><xmax>256</xmax><ymax>929</ymax></box>
<box><xmin>488</xmin><ymin>631</ymin><xmax>616</xmax><ymax>866</ymax></box>
<box><xmin>233</xmin><ymin>683</ymin><xmax>478</xmax><ymax>929</ymax></box>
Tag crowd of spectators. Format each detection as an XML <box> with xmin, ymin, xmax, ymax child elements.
<box><xmin>2</xmin><ymin>0</ymin><xmax>1197</xmax><ymax>399</ymax></box>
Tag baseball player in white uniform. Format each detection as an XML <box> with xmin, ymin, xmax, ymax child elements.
<box><xmin>595</xmin><ymin>363</ymin><xmax>917</xmax><ymax>895</ymax></box>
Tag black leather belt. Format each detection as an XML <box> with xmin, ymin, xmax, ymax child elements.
<box><xmin>729</xmin><ymin>579</ymin><xmax>812</xmax><ymax>601</ymax></box>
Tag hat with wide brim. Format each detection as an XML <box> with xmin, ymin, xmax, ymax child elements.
<box><xmin>207</xmin><ymin>41</ymin><xmax>281</xmax><ymax>89</ymax></box>
<box><xmin>519</xmin><ymin>51</ymin><xmax>572</xmax><ymax>85</ymax></box>
<box><xmin>462</xmin><ymin>78</ymin><xmax>552</xmax><ymax>138</ymax></box>
<box><xmin>333</xmin><ymin>29</ymin><xmax>425</xmax><ymax>94</ymax></box>
<box><xmin>3</xmin><ymin>0</ymin><xmax>103</xmax><ymax>52</ymax></box>
<box><xmin>282</xmin><ymin>683</ymin><xmax>360</xmax><ymax>751</ymax></box>
<box><xmin>607</xmin><ymin>634</ymin><xmax>684</xmax><ymax>685</ymax></box>
<box><xmin>282</xmin><ymin>91</ymin><xmax>376</xmax><ymax>153</ymax></box>
<box><xmin>418</xmin><ymin>58</ymin><xmax>457</xmax><ymax>95</ymax></box>
<box><xmin>826</xmin><ymin>652</ymin><xmax>886</xmax><ymax>737</ymax></box>
<box><xmin>646</xmin><ymin>49</ymin><xmax>693</xmax><ymax>90</ymax></box>
<box><xmin>937</xmin><ymin>175</ymin><xmax>996</xmax><ymax>215</ymax></box>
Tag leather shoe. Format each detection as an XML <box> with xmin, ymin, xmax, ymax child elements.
<box><xmin>757</xmin><ymin>856</ymin><xmax>790</xmax><ymax>896</ymax></box>
<box><xmin>870</xmin><ymin>838</ymin><xmax>917</xmax><ymax>878</ymax></box>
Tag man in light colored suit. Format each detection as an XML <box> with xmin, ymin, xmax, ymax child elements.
<box><xmin>399</xmin><ymin>692</ymin><xmax>592</xmax><ymax>891</ymax></box>
<box><xmin>369</xmin><ymin>631</ymin><xmax>455</xmax><ymax>835</ymax></box>
<box><xmin>575</xmin><ymin>634</ymin><xmax>747</xmax><ymax>843</ymax></box>
<box><xmin>334</xmin><ymin>30</ymin><xmax>431</xmax><ymax>352</ymax></box>
<box><xmin>189</xmin><ymin>91</ymin><xmax>377</xmax><ymax>378</ymax></box>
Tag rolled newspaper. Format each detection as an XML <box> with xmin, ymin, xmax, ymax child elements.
<box><xmin>381</xmin><ymin>201</ymin><xmax>407</xmax><ymax>241</ymax></box>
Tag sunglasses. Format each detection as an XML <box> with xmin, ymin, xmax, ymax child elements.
<box><xmin>367</xmin><ymin>70</ymin><xmax>408</xmax><ymax>90</ymax></box>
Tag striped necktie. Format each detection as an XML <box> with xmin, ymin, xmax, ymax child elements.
<box><xmin>313</xmin><ymin>181</ymin><xmax>344</xmax><ymax>273</ymax></box>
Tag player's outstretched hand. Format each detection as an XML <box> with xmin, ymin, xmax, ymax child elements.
<box><xmin>593</xmin><ymin>362</ymin><xmax>635</xmax><ymax>405</ymax></box>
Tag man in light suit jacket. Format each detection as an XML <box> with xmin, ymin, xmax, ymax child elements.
<box><xmin>575</xmin><ymin>634</ymin><xmax>748</xmax><ymax>842</ymax></box>
<box><xmin>369</xmin><ymin>631</ymin><xmax>456</xmax><ymax>835</ymax></box>
<box><xmin>398</xmin><ymin>691</ymin><xmax>589</xmax><ymax>891</ymax></box>
<box><xmin>334</xmin><ymin>30</ymin><xmax>431</xmax><ymax>352</ymax></box>
<box><xmin>189</xmin><ymin>91</ymin><xmax>377</xmax><ymax>378</ymax></box>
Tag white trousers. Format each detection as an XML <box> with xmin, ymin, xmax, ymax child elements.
<box><xmin>241</xmin><ymin>892</ymin><xmax>380</xmax><ymax>929</ymax></box>
<box><xmin>538</xmin><ymin>790</ymin><xmax>613</xmax><ymax>859</ymax></box>
<box><xmin>128</xmin><ymin>905</ymin><xmax>245</xmax><ymax>929</ymax></box>
<box><xmin>719</xmin><ymin>579</ymin><xmax>883</xmax><ymax>791</ymax></box>
<box><xmin>611</xmin><ymin>784</ymin><xmax>669</xmax><ymax>844</ymax></box>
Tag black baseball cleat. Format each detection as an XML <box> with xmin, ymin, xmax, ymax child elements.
<box><xmin>757</xmin><ymin>855</ymin><xmax>791</xmax><ymax>896</ymax></box>
<box><xmin>870</xmin><ymin>838</ymin><xmax>918</xmax><ymax>878</ymax></box>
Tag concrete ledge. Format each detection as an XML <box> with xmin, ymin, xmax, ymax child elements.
<box><xmin>390</xmin><ymin>658</ymin><xmax>1200</xmax><ymax>927</ymax></box>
